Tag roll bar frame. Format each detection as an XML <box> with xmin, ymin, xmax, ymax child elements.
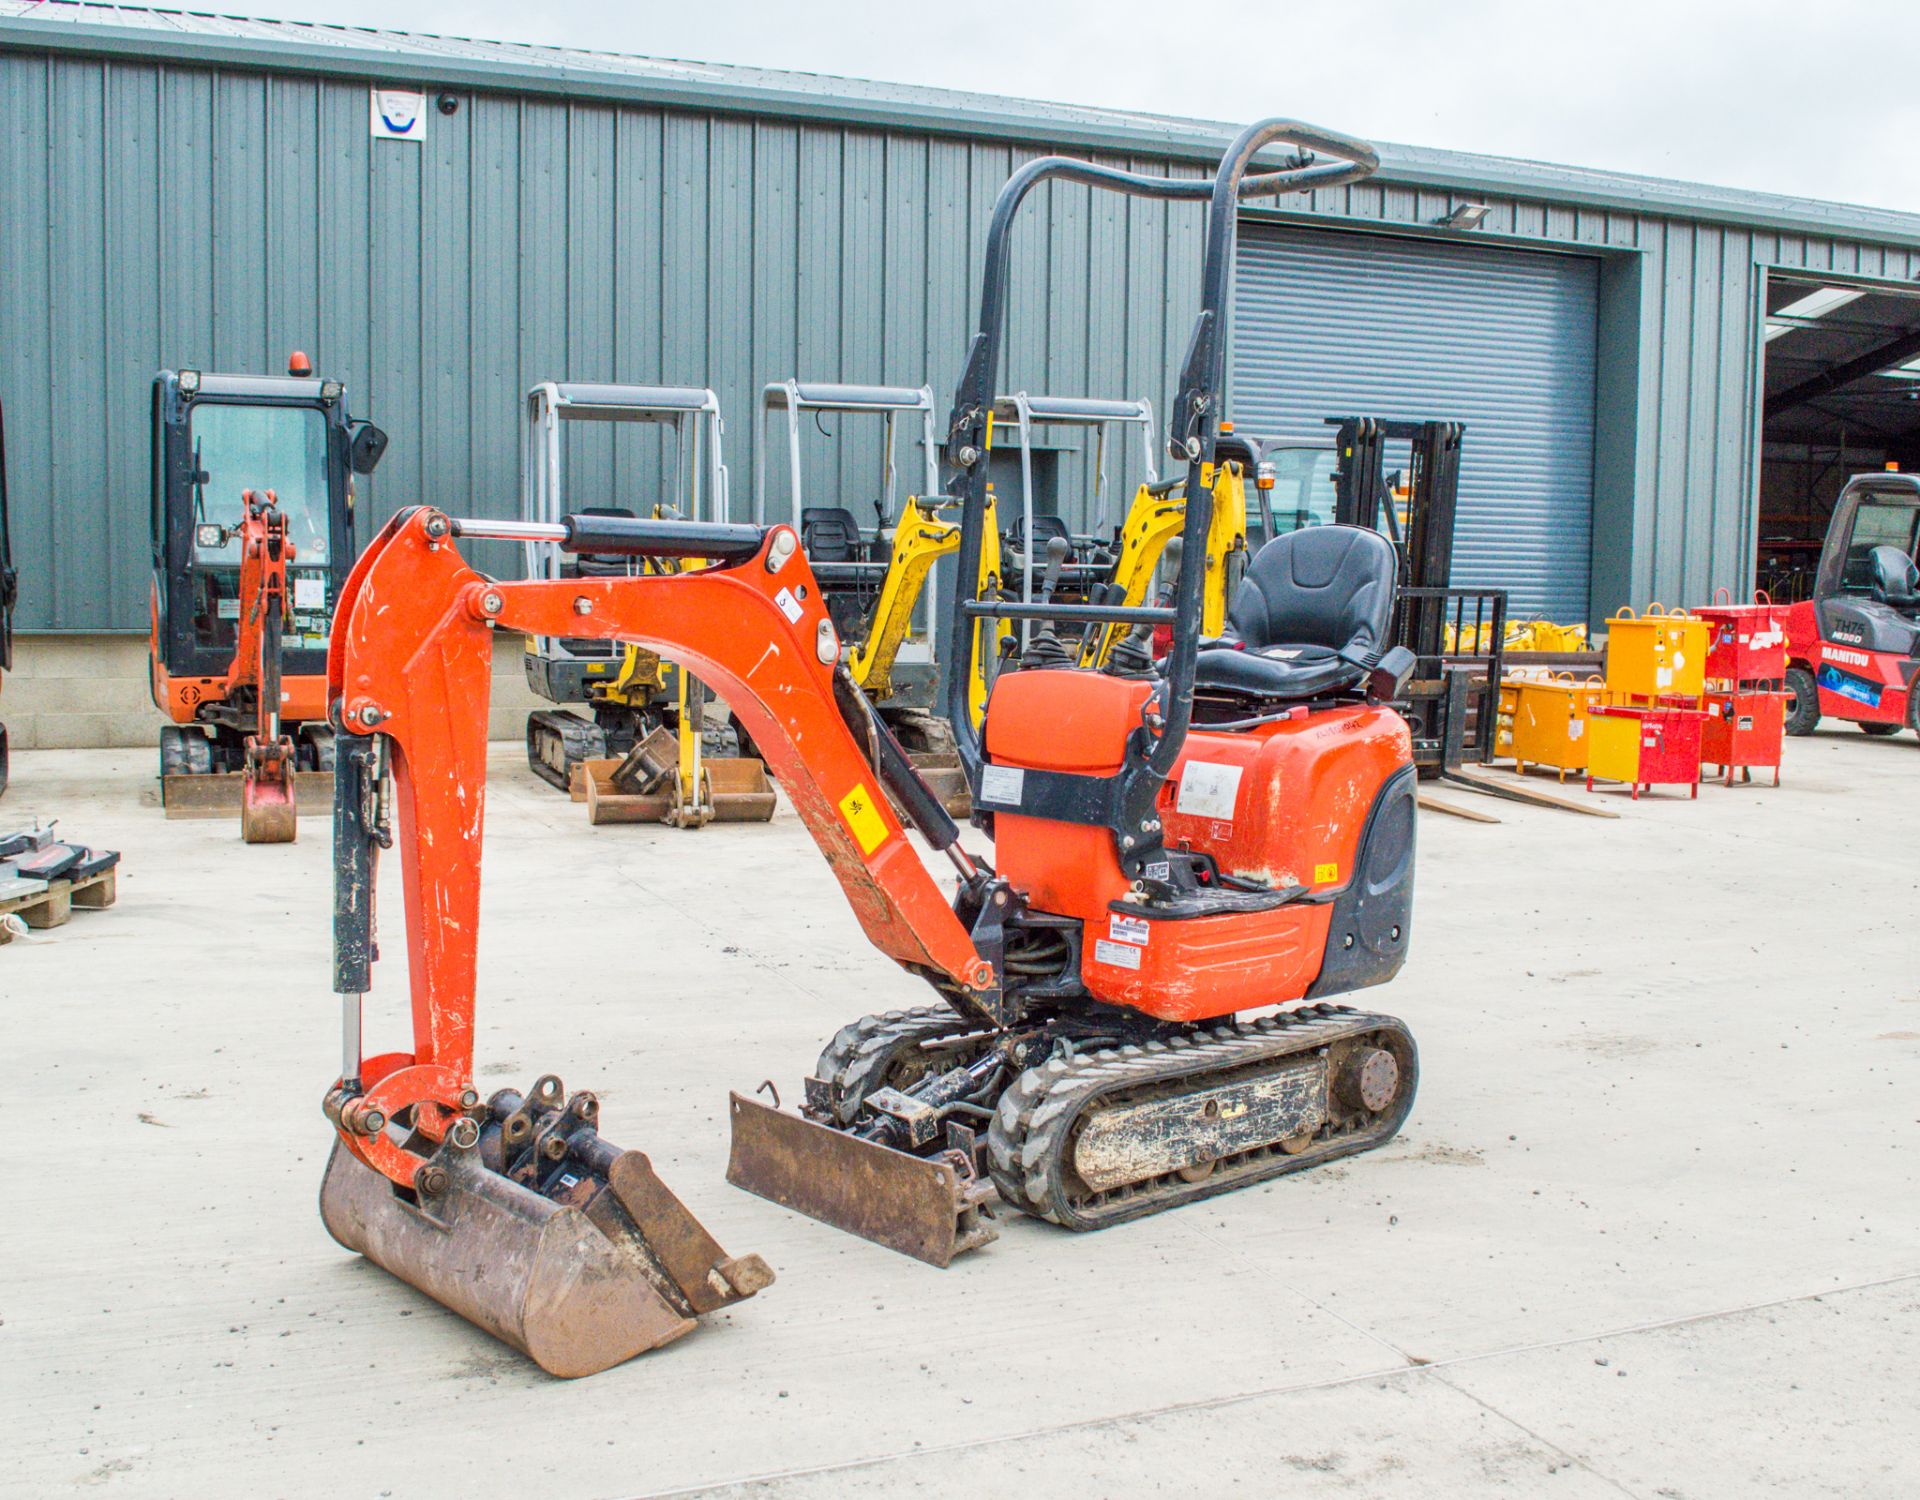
<box><xmin>936</xmin><ymin>120</ymin><xmax>1378</xmax><ymax>876</ymax></box>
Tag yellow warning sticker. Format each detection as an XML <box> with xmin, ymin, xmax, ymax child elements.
<box><xmin>1314</xmin><ymin>861</ymin><xmax>1339</xmax><ymax>884</ymax></box>
<box><xmin>838</xmin><ymin>782</ymin><xmax>891</xmax><ymax>856</ymax></box>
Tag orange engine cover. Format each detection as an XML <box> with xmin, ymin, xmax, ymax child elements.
<box><xmin>983</xmin><ymin>668</ymin><xmax>1413</xmax><ymax>1022</ymax></box>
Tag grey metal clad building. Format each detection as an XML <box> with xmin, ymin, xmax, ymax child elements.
<box><xmin>7</xmin><ymin>0</ymin><xmax>1920</xmax><ymax>649</ymax></box>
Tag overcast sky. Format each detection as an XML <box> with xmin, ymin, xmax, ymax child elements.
<box><xmin>196</xmin><ymin>0</ymin><xmax>1920</xmax><ymax>212</ymax></box>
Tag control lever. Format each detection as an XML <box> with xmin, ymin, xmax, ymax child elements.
<box><xmin>1037</xmin><ymin>534</ymin><xmax>1072</xmax><ymax>607</ymax></box>
<box><xmin>1021</xmin><ymin>536</ymin><xmax>1076</xmax><ymax>669</ymax></box>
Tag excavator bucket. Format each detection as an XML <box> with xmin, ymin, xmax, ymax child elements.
<box><xmin>726</xmin><ymin>1092</ymin><xmax>996</xmax><ymax>1267</ymax></box>
<box><xmin>321</xmin><ymin>1078</ymin><xmax>774</xmax><ymax>1378</ymax></box>
<box><xmin>239</xmin><ymin>736</ymin><xmax>298</xmax><ymax>844</ymax></box>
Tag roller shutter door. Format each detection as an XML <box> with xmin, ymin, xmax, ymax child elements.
<box><xmin>1231</xmin><ymin>224</ymin><xmax>1599</xmax><ymax>621</ymax></box>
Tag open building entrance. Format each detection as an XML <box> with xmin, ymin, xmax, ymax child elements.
<box><xmin>1758</xmin><ymin>272</ymin><xmax>1920</xmax><ymax>600</ymax></box>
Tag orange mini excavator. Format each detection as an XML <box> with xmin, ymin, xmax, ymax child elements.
<box><xmin>150</xmin><ymin>356</ymin><xmax>387</xmax><ymax>839</ymax></box>
<box><xmin>319</xmin><ymin>119</ymin><xmax>1415</xmax><ymax>1375</ymax></box>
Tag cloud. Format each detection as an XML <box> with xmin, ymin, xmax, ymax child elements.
<box><xmin>220</xmin><ymin>0</ymin><xmax>1919</xmax><ymax>211</ymax></box>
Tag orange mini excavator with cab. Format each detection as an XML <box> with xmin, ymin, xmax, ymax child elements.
<box><xmin>149</xmin><ymin>355</ymin><xmax>386</xmax><ymax>840</ymax></box>
<box><xmin>318</xmin><ymin>119</ymin><xmax>1413</xmax><ymax>1375</ymax></box>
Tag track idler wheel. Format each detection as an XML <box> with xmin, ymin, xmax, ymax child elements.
<box><xmin>321</xmin><ymin>1075</ymin><xmax>773</xmax><ymax>1378</ymax></box>
<box><xmin>239</xmin><ymin>733</ymin><xmax>298</xmax><ymax>844</ymax></box>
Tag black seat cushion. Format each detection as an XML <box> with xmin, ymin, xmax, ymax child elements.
<box><xmin>1193</xmin><ymin>642</ymin><xmax>1358</xmax><ymax>699</ymax></box>
<box><xmin>802</xmin><ymin>506</ymin><xmax>868</xmax><ymax>563</ymax></box>
<box><xmin>1194</xmin><ymin>525</ymin><xmax>1398</xmax><ymax>701</ymax></box>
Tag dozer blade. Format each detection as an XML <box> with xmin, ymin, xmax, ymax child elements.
<box><xmin>240</xmin><ymin>766</ymin><xmax>298</xmax><ymax>844</ymax></box>
<box><xmin>321</xmin><ymin>1135</ymin><xmax>773</xmax><ymax>1379</ymax></box>
<box><xmin>162</xmin><ymin>770</ymin><xmax>330</xmax><ymax>820</ymax></box>
<box><xmin>725</xmin><ymin>1092</ymin><xmax>995</xmax><ymax>1267</ymax></box>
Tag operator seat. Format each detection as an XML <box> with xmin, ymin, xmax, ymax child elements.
<box><xmin>1193</xmin><ymin>524</ymin><xmax>1397</xmax><ymax>700</ymax></box>
<box><xmin>1010</xmin><ymin>512</ymin><xmax>1074</xmax><ymax>554</ymax></box>
<box><xmin>800</xmin><ymin>506</ymin><xmax>871</xmax><ymax>563</ymax></box>
<box><xmin>1869</xmin><ymin>544</ymin><xmax>1920</xmax><ymax>608</ymax></box>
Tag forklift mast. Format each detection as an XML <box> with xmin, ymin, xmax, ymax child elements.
<box><xmin>1326</xmin><ymin>416</ymin><xmax>1506</xmax><ymax>774</ymax></box>
<box><xmin>1329</xmin><ymin>416</ymin><xmax>1465</xmax><ymax>657</ymax></box>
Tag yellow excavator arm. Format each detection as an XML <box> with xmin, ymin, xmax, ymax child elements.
<box><xmin>849</xmin><ymin>496</ymin><xmax>962</xmax><ymax>701</ymax></box>
<box><xmin>844</xmin><ymin>493</ymin><xmax>1006</xmax><ymax>726</ymax></box>
<box><xmin>1080</xmin><ymin>460</ymin><xmax>1249</xmax><ymax>667</ymax></box>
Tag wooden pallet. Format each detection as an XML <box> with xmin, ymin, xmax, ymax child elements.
<box><xmin>0</xmin><ymin>868</ymin><xmax>118</xmax><ymax>944</ymax></box>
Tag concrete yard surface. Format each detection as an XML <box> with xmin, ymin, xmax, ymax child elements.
<box><xmin>2</xmin><ymin>732</ymin><xmax>1916</xmax><ymax>1499</ymax></box>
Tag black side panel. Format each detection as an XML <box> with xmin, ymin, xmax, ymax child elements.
<box><xmin>1306</xmin><ymin>763</ymin><xmax>1416</xmax><ymax>1000</ymax></box>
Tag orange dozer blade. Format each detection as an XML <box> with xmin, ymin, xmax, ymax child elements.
<box><xmin>239</xmin><ymin>737</ymin><xmax>298</xmax><ymax>844</ymax></box>
<box><xmin>321</xmin><ymin>1079</ymin><xmax>774</xmax><ymax>1378</ymax></box>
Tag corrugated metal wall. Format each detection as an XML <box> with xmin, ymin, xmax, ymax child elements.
<box><xmin>0</xmin><ymin>51</ymin><xmax>1204</xmax><ymax>630</ymax></box>
<box><xmin>8</xmin><ymin>45</ymin><xmax>1920</xmax><ymax>630</ymax></box>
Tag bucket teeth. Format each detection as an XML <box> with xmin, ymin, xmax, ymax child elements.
<box><xmin>321</xmin><ymin>1080</ymin><xmax>772</xmax><ymax>1378</ymax></box>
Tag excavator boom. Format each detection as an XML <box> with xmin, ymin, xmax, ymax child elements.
<box><xmin>319</xmin><ymin>505</ymin><xmax>1003</xmax><ymax>1369</ymax></box>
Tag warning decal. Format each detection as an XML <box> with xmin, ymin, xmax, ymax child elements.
<box><xmin>1176</xmin><ymin>761</ymin><xmax>1243</xmax><ymax>821</ymax></box>
<box><xmin>1313</xmin><ymin>861</ymin><xmax>1339</xmax><ymax>885</ymax></box>
<box><xmin>837</xmin><ymin>782</ymin><xmax>891</xmax><ymax>855</ymax></box>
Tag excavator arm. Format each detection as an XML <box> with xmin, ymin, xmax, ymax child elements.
<box><xmin>225</xmin><ymin>489</ymin><xmax>299</xmax><ymax>842</ymax></box>
<box><xmin>848</xmin><ymin>495</ymin><xmax>960</xmax><ymax>700</ymax></box>
<box><xmin>325</xmin><ymin>506</ymin><xmax>991</xmax><ymax>1192</ymax></box>
<box><xmin>1080</xmin><ymin>462</ymin><xmax>1250</xmax><ymax>667</ymax></box>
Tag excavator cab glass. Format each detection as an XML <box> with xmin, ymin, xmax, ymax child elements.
<box><xmin>1838</xmin><ymin>495</ymin><xmax>1920</xmax><ymax>596</ymax></box>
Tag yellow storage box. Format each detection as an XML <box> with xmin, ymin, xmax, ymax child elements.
<box><xmin>1505</xmin><ymin>672</ymin><xmax>1608</xmax><ymax>780</ymax></box>
<box><xmin>1604</xmin><ymin>605</ymin><xmax>1706</xmax><ymax>702</ymax></box>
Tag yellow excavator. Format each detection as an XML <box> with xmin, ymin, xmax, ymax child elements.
<box><xmin>982</xmin><ymin>393</ymin><xmax>1256</xmax><ymax>676</ymax></box>
<box><xmin>518</xmin><ymin>382</ymin><xmax>774</xmax><ymax>825</ymax></box>
<box><xmin>845</xmin><ymin>485</ymin><xmax>1006</xmax><ymax>727</ymax></box>
<box><xmin>758</xmin><ymin>381</ymin><xmax>1012</xmax><ymax>808</ymax></box>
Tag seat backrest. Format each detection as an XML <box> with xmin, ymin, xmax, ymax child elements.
<box><xmin>569</xmin><ymin>506</ymin><xmax>638</xmax><ymax>578</ymax></box>
<box><xmin>1869</xmin><ymin>543</ymin><xmax>1919</xmax><ymax>603</ymax></box>
<box><xmin>1012</xmin><ymin>512</ymin><xmax>1073</xmax><ymax>551</ymax></box>
<box><xmin>801</xmin><ymin>506</ymin><xmax>865</xmax><ymax>562</ymax></box>
<box><xmin>1227</xmin><ymin>524</ymin><xmax>1397</xmax><ymax>657</ymax></box>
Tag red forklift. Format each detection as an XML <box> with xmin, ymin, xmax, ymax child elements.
<box><xmin>1783</xmin><ymin>472</ymin><xmax>1920</xmax><ymax>739</ymax></box>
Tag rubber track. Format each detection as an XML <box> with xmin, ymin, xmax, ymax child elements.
<box><xmin>526</xmin><ymin>711</ymin><xmax>606</xmax><ymax>792</ymax></box>
<box><xmin>812</xmin><ymin>1007</ymin><xmax>981</xmax><ymax>1126</ymax></box>
<box><xmin>986</xmin><ymin>1004</ymin><xmax>1416</xmax><ymax>1230</ymax></box>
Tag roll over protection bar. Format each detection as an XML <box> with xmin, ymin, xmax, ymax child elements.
<box><xmin>936</xmin><ymin>119</ymin><xmax>1379</xmax><ymax>876</ymax></box>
